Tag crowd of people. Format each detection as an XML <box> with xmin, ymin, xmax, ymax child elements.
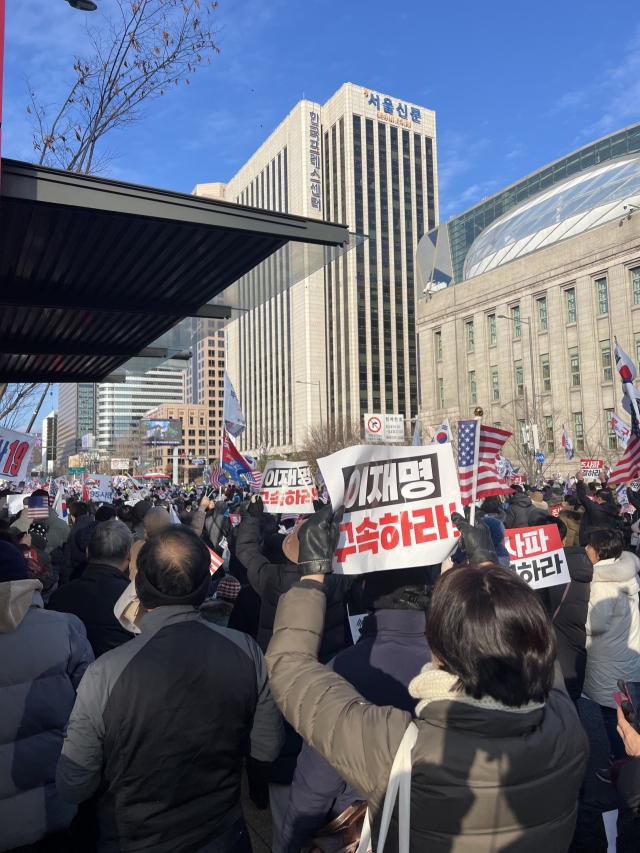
<box><xmin>0</xmin><ymin>471</ymin><xmax>639</xmax><ymax>853</ymax></box>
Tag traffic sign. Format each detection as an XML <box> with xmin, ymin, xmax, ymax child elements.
<box><xmin>536</xmin><ymin>452</ymin><xmax>545</xmax><ymax>464</ymax></box>
<box><xmin>364</xmin><ymin>413</ymin><xmax>405</xmax><ymax>444</ymax></box>
<box><xmin>68</xmin><ymin>467</ymin><xmax>86</xmax><ymax>474</ymax></box>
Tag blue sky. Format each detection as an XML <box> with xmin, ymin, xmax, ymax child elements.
<box><xmin>6</xmin><ymin>0</ymin><xmax>640</xmax><ymax>429</ymax></box>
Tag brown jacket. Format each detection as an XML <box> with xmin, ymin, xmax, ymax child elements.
<box><xmin>558</xmin><ymin>508</ymin><xmax>582</xmax><ymax>547</ymax></box>
<box><xmin>266</xmin><ymin>583</ymin><xmax>589</xmax><ymax>853</ymax></box>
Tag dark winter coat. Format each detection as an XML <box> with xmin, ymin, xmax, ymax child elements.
<box><xmin>0</xmin><ymin>580</ymin><xmax>93</xmax><ymax>852</ymax></box>
<box><xmin>60</xmin><ymin>514</ymin><xmax>94</xmax><ymax>584</ymax></box>
<box><xmin>204</xmin><ymin>505</ymin><xmax>231</xmax><ymax>554</ymax></box>
<box><xmin>47</xmin><ymin>562</ymin><xmax>134</xmax><ymax>657</ymax></box>
<box><xmin>538</xmin><ymin>547</ymin><xmax>593</xmax><ymax>701</ymax></box>
<box><xmin>56</xmin><ymin>606</ymin><xmax>284</xmax><ymax>853</ymax></box>
<box><xmin>617</xmin><ymin>758</ymin><xmax>640</xmax><ymax>853</ymax></box>
<box><xmin>504</xmin><ymin>492</ymin><xmax>533</xmax><ymax>529</ymax></box>
<box><xmin>282</xmin><ymin>609</ymin><xmax>429</xmax><ymax>853</ymax></box>
<box><xmin>235</xmin><ymin>517</ymin><xmax>350</xmax><ymax>662</ymax></box>
<box><xmin>576</xmin><ymin>480</ymin><xmax>624</xmax><ymax>545</ymax></box>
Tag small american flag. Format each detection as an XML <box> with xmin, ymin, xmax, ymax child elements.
<box><xmin>27</xmin><ymin>495</ymin><xmax>49</xmax><ymax>519</ymax></box>
<box><xmin>207</xmin><ymin>547</ymin><xmax>224</xmax><ymax>573</ymax></box>
<box><xmin>457</xmin><ymin>421</ymin><xmax>513</xmax><ymax>506</ymax></box>
<box><xmin>280</xmin><ymin>512</ymin><xmax>300</xmax><ymax>524</ymax></box>
<box><xmin>609</xmin><ymin>410</ymin><xmax>640</xmax><ymax>484</ymax></box>
<box><xmin>251</xmin><ymin>471</ymin><xmax>262</xmax><ymax>491</ymax></box>
<box><xmin>209</xmin><ymin>464</ymin><xmax>226</xmax><ymax>489</ymax></box>
<box><xmin>49</xmin><ymin>480</ymin><xmax>59</xmax><ymax>499</ymax></box>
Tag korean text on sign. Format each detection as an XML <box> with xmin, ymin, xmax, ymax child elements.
<box><xmin>258</xmin><ymin>460</ymin><xmax>317</xmax><ymax>514</ymax></box>
<box><xmin>504</xmin><ymin>525</ymin><xmax>571</xmax><ymax>590</ymax></box>
<box><xmin>318</xmin><ymin>443</ymin><xmax>463</xmax><ymax>575</ymax></box>
<box><xmin>0</xmin><ymin>427</ymin><xmax>39</xmax><ymax>483</ymax></box>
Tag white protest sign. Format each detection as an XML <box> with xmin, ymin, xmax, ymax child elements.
<box><xmin>504</xmin><ymin>525</ymin><xmax>571</xmax><ymax>590</ymax></box>
<box><xmin>318</xmin><ymin>443</ymin><xmax>463</xmax><ymax>575</ymax></box>
<box><xmin>258</xmin><ymin>460</ymin><xmax>317</xmax><ymax>513</ymax></box>
<box><xmin>0</xmin><ymin>427</ymin><xmax>39</xmax><ymax>483</ymax></box>
<box><xmin>83</xmin><ymin>474</ymin><xmax>113</xmax><ymax>503</ymax></box>
<box><xmin>7</xmin><ymin>494</ymin><xmax>26</xmax><ymax>515</ymax></box>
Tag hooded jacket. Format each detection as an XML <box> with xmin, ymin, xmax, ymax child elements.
<box><xmin>282</xmin><ymin>609</ymin><xmax>429</xmax><ymax>853</ymax></box>
<box><xmin>576</xmin><ymin>480</ymin><xmax>624</xmax><ymax>545</ymax></box>
<box><xmin>558</xmin><ymin>508</ymin><xmax>582</xmax><ymax>547</ymax></box>
<box><xmin>235</xmin><ymin>516</ymin><xmax>350</xmax><ymax>662</ymax></box>
<box><xmin>583</xmin><ymin>550</ymin><xmax>640</xmax><ymax>708</ymax></box>
<box><xmin>0</xmin><ymin>579</ymin><xmax>94</xmax><ymax>852</ymax></box>
<box><xmin>56</xmin><ymin>605</ymin><xmax>284</xmax><ymax>853</ymax></box>
<box><xmin>504</xmin><ymin>492</ymin><xmax>533</xmax><ymax>529</ymax></box>
<box><xmin>266</xmin><ymin>584</ymin><xmax>588</xmax><ymax>853</ymax></box>
<box><xmin>47</xmin><ymin>562</ymin><xmax>134</xmax><ymax>658</ymax></box>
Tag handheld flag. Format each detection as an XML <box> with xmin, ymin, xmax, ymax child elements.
<box><xmin>429</xmin><ymin>418</ymin><xmax>452</xmax><ymax>445</ymax></box>
<box><xmin>221</xmin><ymin>432</ymin><xmax>254</xmax><ymax>482</ymax></box>
<box><xmin>561</xmin><ymin>425</ymin><xmax>574</xmax><ymax>461</ymax></box>
<box><xmin>412</xmin><ymin>421</ymin><xmax>421</xmax><ymax>446</ymax></box>
<box><xmin>608</xmin><ymin>406</ymin><xmax>640</xmax><ymax>484</ymax></box>
<box><xmin>611</xmin><ymin>411</ymin><xmax>631</xmax><ymax>449</ymax></box>
<box><xmin>27</xmin><ymin>495</ymin><xmax>49</xmax><ymax>519</ymax></box>
<box><xmin>457</xmin><ymin>421</ymin><xmax>513</xmax><ymax>505</ymax></box>
<box><xmin>52</xmin><ymin>487</ymin><xmax>68</xmax><ymax>524</ymax></box>
<box><xmin>615</xmin><ymin>337</ymin><xmax>640</xmax><ymax>424</ymax></box>
<box><xmin>222</xmin><ymin>372</ymin><xmax>246</xmax><ymax>438</ymax></box>
<box><xmin>169</xmin><ymin>505</ymin><xmax>181</xmax><ymax>525</ymax></box>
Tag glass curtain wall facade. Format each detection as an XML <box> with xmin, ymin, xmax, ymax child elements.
<box><xmin>57</xmin><ymin>383</ymin><xmax>97</xmax><ymax>469</ymax></box>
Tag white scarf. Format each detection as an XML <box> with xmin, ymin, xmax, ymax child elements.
<box><xmin>408</xmin><ymin>663</ymin><xmax>545</xmax><ymax>716</ymax></box>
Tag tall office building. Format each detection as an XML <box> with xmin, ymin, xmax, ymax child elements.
<box><xmin>185</xmin><ymin>326</ymin><xmax>227</xmax><ymax>462</ymax></box>
<box><xmin>96</xmin><ymin>368</ymin><xmax>184</xmax><ymax>454</ymax></box>
<box><xmin>57</xmin><ymin>383</ymin><xmax>96</xmax><ymax>471</ymax></box>
<box><xmin>42</xmin><ymin>411</ymin><xmax>58</xmax><ymax>474</ymax></box>
<box><xmin>200</xmin><ymin>83</ymin><xmax>438</xmax><ymax>453</ymax></box>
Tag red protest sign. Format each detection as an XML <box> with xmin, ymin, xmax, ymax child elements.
<box><xmin>511</xmin><ymin>474</ymin><xmax>525</xmax><ymax>485</ymax></box>
<box><xmin>504</xmin><ymin>525</ymin><xmax>571</xmax><ymax>590</ymax></box>
<box><xmin>581</xmin><ymin>458</ymin><xmax>604</xmax><ymax>476</ymax></box>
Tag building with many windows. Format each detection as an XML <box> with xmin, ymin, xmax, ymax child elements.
<box><xmin>42</xmin><ymin>411</ymin><xmax>58</xmax><ymax>475</ymax></box>
<box><xmin>142</xmin><ymin>402</ymin><xmax>217</xmax><ymax>482</ymax></box>
<box><xmin>416</xmin><ymin>124</ymin><xmax>640</xmax><ymax>475</ymax></box>
<box><xmin>196</xmin><ymin>83</ymin><xmax>438</xmax><ymax>453</ymax></box>
<box><xmin>57</xmin><ymin>383</ymin><xmax>97</xmax><ymax>471</ymax></box>
<box><xmin>185</xmin><ymin>327</ymin><xmax>227</xmax><ymax>460</ymax></box>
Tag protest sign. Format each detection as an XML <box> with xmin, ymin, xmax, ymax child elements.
<box><xmin>258</xmin><ymin>460</ymin><xmax>317</xmax><ymax>513</ymax></box>
<box><xmin>511</xmin><ymin>474</ymin><xmax>525</xmax><ymax>486</ymax></box>
<box><xmin>318</xmin><ymin>443</ymin><xmax>463</xmax><ymax>575</ymax></box>
<box><xmin>82</xmin><ymin>474</ymin><xmax>113</xmax><ymax>503</ymax></box>
<box><xmin>229</xmin><ymin>513</ymin><xmax>241</xmax><ymax>526</ymax></box>
<box><xmin>0</xmin><ymin>427</ymin><xmax>39</xmax><ymax>483</ymax></box>
<box><xmin>6</xmin><ymin>494</ymin><xmax>26</xmax><ymax>515</ymax></box>
<box><xmin>581</xmin><ymin>458</ymin><xmax>604</xmax><ymax>478</ymax></box>
<box><xmin>549</xmin><ymin>505</ymin><xmax>562</xmax><ymax>517</ymax></box>
<box><xmin>504</xmin><ymin>525</ymin><xmax>571</xmax><ymax>590</ymax></box>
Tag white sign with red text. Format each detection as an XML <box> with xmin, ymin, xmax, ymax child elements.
<box><xmin>504</xmin><ymin>525</ymin><xmax>571</xmax><ymax>590</ymax></box>
<box><xmin>0</xmin><ymin>427</ymin><xmax>39</xmax><ymax>483</ymax></box>
<box><xmin>318</xmin><ymin>443</ymin><xmax>463</xmax><ymax>575</ymax></box>
<box><xmin>258</xmin><ymin>460</ymin><xmax>317</xmax><ymax>513</ymax></box>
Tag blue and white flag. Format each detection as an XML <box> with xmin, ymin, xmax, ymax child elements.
<box><xmin>223</xmin><ymin>372</ymin><xmax>246</xmax><ymax>438</ymax></box>
<box><xmin>562</xmin><ymin>425</ymin><xmax>574</xmax><ymax>461</ymax></box>
<box><xmin>611</xmin><ymin>411</ymin><xmax>631</xmax><ymax>449</ymax></box>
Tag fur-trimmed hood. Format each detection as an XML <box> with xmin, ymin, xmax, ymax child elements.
<box><xmin>591</xmin><ymin>550</ymin><xmax>640</xmax><ymax>587</ymax></box>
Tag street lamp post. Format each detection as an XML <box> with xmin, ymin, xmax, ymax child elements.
<box><xmin>296</xmin><ymin>380</ymin><xmax>323</xmax><ymax>456</ymax></box>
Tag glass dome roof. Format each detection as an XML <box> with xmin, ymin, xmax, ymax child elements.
<box><xmin>463</xmin><ymin>156</ymin><xmax>640</xmax><ymax>280</ymax></box>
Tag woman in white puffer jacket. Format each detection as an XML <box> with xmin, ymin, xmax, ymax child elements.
<box><xmin>583</xmin><ymin>527</ymin><xmax>640</xmax><ymax>769</ymax></box>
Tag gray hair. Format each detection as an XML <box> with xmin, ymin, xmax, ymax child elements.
<box><xmin>88</xmin><ymin>519</ymin><xmax>134</xmax><ymax>564</ymax></box>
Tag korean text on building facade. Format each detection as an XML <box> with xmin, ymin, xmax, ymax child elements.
<box><xmin>318</xmin><ymin>443</ymin><xmax>463</xmax><ymax>575</ymax></box>
<box><xmin>258</xmin><ymin>459</ymin><xmax>317</xmax><ymax>514</ymax></box>
<box><xmin>504</xmin><ymin>525</ymin><xmax>571</xmax><ymax>590</ymax></box>
<box><xmin>364</xmin><ymin>89</ymin><xmax>421</xmax><ymax>128</ymax></box>
<box><xmin>309</xmin><ymin>111</ymin><xmax>322</xmax><ymax>211</ymax></box>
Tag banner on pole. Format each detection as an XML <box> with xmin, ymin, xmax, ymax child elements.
<box><xmin>258</xmin><ymin>460</ymin><xmax>317</xmax><ymax>513</ymax></box>
<box><xmin>111</xmin><ymin>459</ymin><xmax>130</xmax><ymax>470</ymax></box>
<box><xmin>0</xmin><ymin>427</ymin><xmax>39</xmax><ymax>483</ymax></box>
<box><xmin>504</xmin><ymin>525</ymin><xmax>571</xmax><ymax>590</ymax></box>
<box><xmin>318</xmin><ymin>443</ymin><xmax>463</xmax><ymax>575</ymax></box>
<box><xmin>580</xmin><ymin>458</ymin><xmax>604</xmax><ymax>478</ymax></box>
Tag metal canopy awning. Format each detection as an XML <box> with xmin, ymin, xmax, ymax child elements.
<box><xmin>0</xmin><ymin>159</ymin><xmax>348</xmax><ymax>382</ymax></box>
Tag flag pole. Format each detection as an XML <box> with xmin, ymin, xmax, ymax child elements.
<box><xmin>469</xmin><ymin>407</ymin><xmax>483</xmax><ymax>526</ymax></box>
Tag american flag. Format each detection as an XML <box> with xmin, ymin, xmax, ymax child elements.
<box><xmin>457</xmin><ymin>420</ymin><xmax>513</xmax><ymax>506</ymax></box>
<box><xmin>27</xmin><ymin>495</ymin><xmax>49</xmax><ymax>519</ymax></box>
<box><xmin>207</xmin><ymin>547</ymin><xmax>224</xmax><ymax>572</ymax></box>
<box><xmin>208</xmin><ymin>464</ymin><xmax>227</xmax><ymax>489</ymax></box>
<box><xmin>608</xmin><ymin>410</ymin><xmax>640</xmax><ymax>484</ymax></box>
<box><xmin>251</xmin><ymin>471</ymin><xmax>262</xmax><ymax>489</ymax></box>
<box><xmin>49</xmin><ymin>479</ymin><xmax>58</xmax><ymax>498</ymax></box>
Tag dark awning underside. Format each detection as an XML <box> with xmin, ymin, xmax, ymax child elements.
<box><xmin>0</xmin><ymin>159</ymin><xmax>348</xmax><ymax>382</ymax></box>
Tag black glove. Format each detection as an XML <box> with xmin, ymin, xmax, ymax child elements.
<box><xmin>238</xmin><ymin>500</ymin><xmax>251</xmax><ymax>518</ymax></box>
<box><xmin>451</xmin><ymin>512</ymin><xmax>498</xmax><ymax>566</ymax></box>
<box><xmin>247</xmin><ymin>495</ymin><xmax>264</xmax><ymax>519</ymax></box>
<box><xmin>297</xmin><ymin>503</ymin><xmax>345</xmax><ymax>575</ymax></box>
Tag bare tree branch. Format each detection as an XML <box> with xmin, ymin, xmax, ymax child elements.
<box><xmin>27</xmin><ymin>0</ymin><xmax>220</xmax><ymax>174</ymax></box>
<box><xmin>0</xmin><ymin>384</ymin><xmax>45</xmax><ymax>429</ymax></box>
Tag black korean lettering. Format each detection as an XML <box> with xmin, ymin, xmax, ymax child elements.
<box><xmin>341</xmin><ymin>453</ymin><xmax>441</xmax><ymax>510</ymax></box>
<box><xmin>516</xmin><ymin>563</ymin><xmax>533</xmax><ymax>584</ymax></box>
